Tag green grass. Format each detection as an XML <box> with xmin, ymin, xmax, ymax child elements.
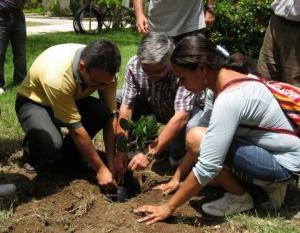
<box><xmin>0</xmin><ymin>29</ymin><xmax>141</xmax><ymax>158</ymax></box>
<box><xmin>26</xmin><ymin>21</ymin><xmax>50</xmax><ymax>27</ymax></box>
<box><xmin>227</xmin><ymin>213</ymin><xmax>300</xmax><ymax>233</ymax></box>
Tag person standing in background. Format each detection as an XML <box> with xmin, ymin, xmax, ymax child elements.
<box><xmin>0</xmin><ymin>0</ymin><xmax>26</xmax><ymax>94</ymax></box>
<box><xmin>133</xmin><ymin>0</ymin><xmax>215</xmax><ymax>43</ymax></box>
<box><xmin>257</xmin><ymin>0</ymin><xmax>300</xmax><ymax>86</ymax></box>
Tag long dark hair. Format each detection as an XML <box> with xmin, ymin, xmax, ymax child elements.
<box><xmin>171</xmin><ymin>36</ymin><xmax>258</xmax><ymax>75</ymax></box>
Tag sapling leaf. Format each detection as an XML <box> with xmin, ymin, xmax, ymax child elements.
<box><xmin>122</xmin><ymin>115</ymin><xmax>159</xmax><ymax>153</ymax></box>
<box><xmin>137</xmin><ymin>137</ymin><xmax>145</xmax><ymax>150</ymax></box>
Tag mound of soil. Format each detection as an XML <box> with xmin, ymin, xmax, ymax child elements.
<box><xmin>0</xmin><ymin>150</ymin><xmax>300</xmax><ymax>233</ymax></box>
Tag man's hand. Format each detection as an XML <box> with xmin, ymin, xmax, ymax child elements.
<box><xmin>136</xmin><ymin>14</ymin><xmax>149</xmax><ymax>34</ymax></box>
<box><xmin>134</xmin><ymin>203</ymin><xmax>174</xmax><ymax>225</ymax></box>
<box><xmin>114</xmin><ymin>152</ymin><xmax>128</xmax><ymax>184</ymax></box>
<box><xmin>204</xmin><ymin>10</ymin><xmax>215</xmax><ymax>29</ymax></box>
<box><xmin>128</xmin><ymin>152</ymin><xmax>151</xmax><ymax>171</ymax></box>
<box><xmin>153</xmin><ymin>178</ymin><xmax>180</xmax><ymax>195</ymax></box>
<box><xmin>96</xmin><ymin>167</ymin><xmax>117</xmax><ymax>190</ymax></box>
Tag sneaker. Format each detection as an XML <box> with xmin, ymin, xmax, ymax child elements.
<box><xmin>202</xmin><ymin>192</ymin><xmax>254</xmax><ymax>217</ymax></box>
<box><xmin>261</xmin><ymin>182</ymin><xmax>290</xmax><ymax>210</ymax></box>
<box><xmin>23</xmin><ymin>162</ymin><xmax>37</xmax><ymax>173</ymax></box>
<box><xmin>0</xmin><ymin>87</ymin><xmax>5</xmax><ymax>95</ymax></box>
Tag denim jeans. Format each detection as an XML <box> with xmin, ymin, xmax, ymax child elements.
<box><xmin>225</xmin><ymin>139</ymin><xmax>293</xmax><ymax>183</ymax></box>
<box><xmin>0</xmin><ymin>11</ymin><xmax>26</xmax><ymax>87</ymax></box>
<box><xmin>116</xmin><ymin>89</ymin><xmax>202</xmax><ymax>160</ymax></box>
<box><xmin>15</xmin><ymin>95</ymin><xmax>112</xmax><ymax>169</ymax></box>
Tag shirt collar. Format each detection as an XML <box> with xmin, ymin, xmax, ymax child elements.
<box><xmin>72</xmin><ymin>47</ymin><xmax>85</xmax><ymax>84</ymax></box>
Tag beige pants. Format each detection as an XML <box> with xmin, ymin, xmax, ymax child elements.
<box><xmin>257</xmin><ymin>15</ymin><xmax>300</xmax><ymax>86</ymax></box>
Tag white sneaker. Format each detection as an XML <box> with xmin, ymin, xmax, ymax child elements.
<box><xmin>261</xmin><ymin>182</ymin><xmax>289</xmax><ymax>210</ymax></box>
<box><xmin>202</xmin><ymin>192</ymin><xmax>254</xmax><ymax>217</ymax></box>
<box><xmin>0</xmin><ymin>87</ymin><xmax>5</xmax><ymax>95</ymax></box>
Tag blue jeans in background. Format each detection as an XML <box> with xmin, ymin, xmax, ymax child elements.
<box><xmin>0</xmin><ymin>10</ymin><xmax>26</xmax><ymax>88</ymax></box>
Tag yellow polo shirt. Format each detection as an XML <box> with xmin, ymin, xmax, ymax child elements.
<box><xmin>18</xmin><ymin>43</ymin><xmax>117</xmax><ymax>126</ymax></box>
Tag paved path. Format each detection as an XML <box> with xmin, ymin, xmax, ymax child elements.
<box><xmin>26</xmin><ymin>14</ymin><xmax>74</xmax><ymax>35</ymax></box>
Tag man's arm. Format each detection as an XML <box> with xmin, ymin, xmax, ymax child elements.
<box><xmin>68</xmin><ymin>126</ymin><xmax>117</xmax><ymax>188</ymax></box>
<box><xmin>133</xmin><ymin>0</ymin><xmax>149</xmax><ymax>34</ymax></box>
<box><xmin>114</xmin><ymin>103</ymin><xmax>134</xmax><ymax>182</ymax></box>
<box><xmin>148</xmin><ymin>111</ymin><xmax>190</xmax><ymax>155</ymax></box>
<box><xmin>103</xmin><ymin>115</ymin><xmax>118</xmax><ymax>173</ymax></box>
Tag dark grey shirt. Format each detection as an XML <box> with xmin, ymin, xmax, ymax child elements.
<box><xmin>0</xmin><ymin>0</ymin><xmax>23</xmax><ymax>11</ymax></box>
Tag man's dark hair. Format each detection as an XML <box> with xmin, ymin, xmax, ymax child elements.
<box><xmin>81</xmin><ymin>40</ymin><xmax>121</xmax><ymax>74</ymax></box>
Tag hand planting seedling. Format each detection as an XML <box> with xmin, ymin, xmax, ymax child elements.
<box><xmin>115</xmin><ymin>115</ymin><xmax>159</xmax><ymax>202</ymax></box>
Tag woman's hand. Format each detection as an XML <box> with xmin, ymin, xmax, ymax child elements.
<box><xmin>134</xmin><ymin>203</ymin><xmax>174</xmax><ymax>225</ymax></box>
<box><xmin>153</xmin><ymin>178</ymin><xmax>180</xmax><ymax>195</ymax></box>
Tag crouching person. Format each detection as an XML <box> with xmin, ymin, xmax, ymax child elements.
<box><xmin>114</xmin><ymin>32</ymin><xmax>201</xmax><ymax>178</ymax></box>
<box><xmin>134</xmin><ymin>36</ymin><xmax>300</xmax><ymax>224</ymax></box>
<box><xmin>15</xmin><ymin>40</ymin><xmax>121</xmax><ymax>189</ymax></box>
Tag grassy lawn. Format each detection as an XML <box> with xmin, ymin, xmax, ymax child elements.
<box><xmin>26</xmin><ymin>21</ymin><xmax>51</xmax><ymax>27</ymax></box>
<box><xmin>0</xmin><ymin>29</ymin><xmax>141</xmax><ymax>158</ymax></box>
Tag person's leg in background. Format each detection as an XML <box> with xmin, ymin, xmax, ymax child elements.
<box><xmin>277</xmin><ymin>17</ymin><xmax>300</xmax><ymax>86</ymax></box>
<box><xmin>258</xmin><ymin>15</ymin><xmax>300</xmax><ymax>86</ymax></box>
<box><xmin>0</xmin><ymin>16</ymin><xmax>10</xmax><ymax>93</ymax></box>
<box><xmin>257</xmin><ymin>16</ymin><xmax>281</xmax><ymax>82</ymax></box>
<box><xmin>10</xmin><ymin>12</ymin><xmax>27</xmax><ymax>85</ymax></box>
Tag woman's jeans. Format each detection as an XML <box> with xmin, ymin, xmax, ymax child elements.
<box><xmin>226</xmin><ymin>139</ymin><xmax>293</xmax><ymax>183</ymax></box>
<box><xmin>15</xmin><ymin>95</ymin><xmax>112</xmax><ymax>169</ymax></box>
<box><xmin>0</xmin><ymin>10</ymin><xmax>26</xmax><ymax>87</ymax></box>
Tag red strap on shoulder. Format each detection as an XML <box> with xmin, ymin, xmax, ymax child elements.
<box><xmin>240</xmin><ymin>124</ymin><xmax>298</xmax><ymax>137</ymax></box>
<box><xmin>220</xmin><ymin>77</ymin><xmax>264</xmax><ymax>92</ymax></box>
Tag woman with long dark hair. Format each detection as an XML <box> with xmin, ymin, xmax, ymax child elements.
<box><xmin>134</xmin><ymin>36</ymin><xmax>300</xmax><ymax>224</ymax></box>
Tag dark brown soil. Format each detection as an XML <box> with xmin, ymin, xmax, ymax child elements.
<box><xmin>0</xmin><ymin>149</ymin><xmax>300</xmax><ymax>233</ymax></box>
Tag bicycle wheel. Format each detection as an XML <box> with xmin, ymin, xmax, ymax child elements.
<box><xmin>73</xmin><ymin>11</ymin><xmax>81</xmax><ymax>33</ymax></box>
<box><xmin>119</xmin><ymin>6</ymin><xmax>135</xmax><ymax>29</ymax></box>
<box><xmin>98</xmin><ymin>3</ymin><xmax>114</xmax><ymax>30</ymax></box>
<box><xmin>77</xmin><ymin>5</ymin><xmax>102</xmax><ymax>34</ymax></box>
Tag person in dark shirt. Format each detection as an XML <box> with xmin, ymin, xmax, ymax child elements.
<box><xmin>0</xmin><ymin>0</ymin><xmax>26</xmax><ymax>94</ymax></box>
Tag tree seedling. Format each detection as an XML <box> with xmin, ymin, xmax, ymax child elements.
<box><xmin>116</xmin><ymin>115</ymin><xmax>159</xmax><ymax>154</ymax></box>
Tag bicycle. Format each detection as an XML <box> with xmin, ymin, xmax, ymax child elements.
<box><xmin>73</xmin><ymin>0</ymin><xmax>102</xmax><ymax>34</ymax></box>
<box><xmin>73</xmin><ymin>0</ymin><xmax>135</xmax><ymax>34</ymax></box>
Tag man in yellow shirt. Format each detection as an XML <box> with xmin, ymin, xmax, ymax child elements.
<box><xmin>15</xmin><ymin>40</ymin><xmax>121</xmax><ymax>189</ymax></box>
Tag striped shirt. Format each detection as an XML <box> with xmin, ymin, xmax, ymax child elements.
<box><xmin>122</xmin><ymin>55</ymin><xmax>195</xmax><ymax>123</ymax></box>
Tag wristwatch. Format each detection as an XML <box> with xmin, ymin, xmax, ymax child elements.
<box><xmin>146</xmin><ymin>152</ymin><xmax>156</xmax><ymax>162</ymax></box>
